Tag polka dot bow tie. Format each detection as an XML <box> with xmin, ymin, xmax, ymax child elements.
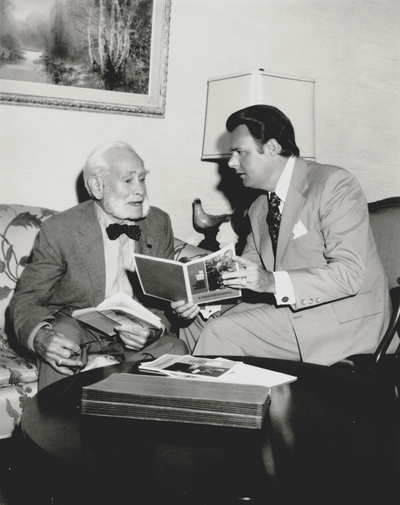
<box><xmin>106</xmin><ymin>223</ymin><xmax>141</xmax><ymax>241</ymax></box>
<box><xmin>266</xmin><ymin>191</ymin><xmax>282</xmax><ymax>256</ymax></box>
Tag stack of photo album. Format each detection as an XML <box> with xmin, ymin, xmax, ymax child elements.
<box><xmin>81</xmin><ymin>355</ymin><xmax>296</xmax><ymax>429</ymax></box>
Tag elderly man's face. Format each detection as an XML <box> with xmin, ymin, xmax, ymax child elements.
<box><xmin>101</xmin><ymin>150</ymin><xmax>149</xmax><ymax>222</ymax></box>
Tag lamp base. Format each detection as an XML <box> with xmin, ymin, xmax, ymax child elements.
<box><xmin>192</xmin><ymin>198</ymin><xmax>231</xmax><ymax>252</ymax></box>
<box><xmin>197</xmin><ymin>235</ymin><xmax>221</xmax><ymax>252</ymax></box>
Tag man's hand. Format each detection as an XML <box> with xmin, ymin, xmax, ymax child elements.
<box><xmin>33</xmin><ymin>327</ymin><xmax>83</xmax><ymax>375</ymax></box>
<box><xmin>221</xmin><ymin>255</ymin><xmax>276</xmax><ymax>293</ymax></box>
<box><xmin>116</xmin><ymin>322</ymin><xmax>163</xmax><ymax>351</ymax></box>
<box><xmin>171</xmin><ymin>300</ymin><xmax>200</xmax><ymax>321</ymax></box>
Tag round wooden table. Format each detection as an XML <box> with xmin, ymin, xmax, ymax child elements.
<box><xmin>21</xmin><ymin>357</ymin><xmax>400</xmax><ymax>505</ymax></box>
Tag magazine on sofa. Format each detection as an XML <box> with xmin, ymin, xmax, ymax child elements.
<box><xmin>133</xmin><ymin>243</ymin><xmax>241</xmax><ymax>305</ymax></box>
<box><xmin>71</xmin><ymin>292</ymin><xmax>162</xmax><ymax>337</ymax></box>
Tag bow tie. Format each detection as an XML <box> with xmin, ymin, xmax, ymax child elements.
<box><xmin>106</xmin><ymin>223</ymin><xmax>141</xmax><ymax>241</ymax></box>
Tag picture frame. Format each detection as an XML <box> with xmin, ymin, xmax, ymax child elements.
<box><xmin>0</xmin><ymin>0</ymin><xmax>171</xmax><ymax>117</ymax></box>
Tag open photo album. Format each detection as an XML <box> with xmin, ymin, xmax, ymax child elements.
<box><xmin>133</xmin><ymin>243</ymin><xmax>241</xmax><ymax>305</ymax></box>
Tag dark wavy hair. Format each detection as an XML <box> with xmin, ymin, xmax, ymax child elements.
<box><xmin>226</xmin><ymin>104</ymin><xmax>300</xmax><ymax>157</ymax></box>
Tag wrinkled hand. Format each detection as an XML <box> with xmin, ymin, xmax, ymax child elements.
<box><xmin>221</xmin><ymin>255</ymin><xmax>276</xmax><ymax>293</ymax></box>
<box><xmin>171</xmin><ymin>300</ymin><xmax>200</xmax><ymax>321</ymax></box>
<box><xmin>33</xmin><ymin>327</ymin><xmax>83</xmax><ymax>375</ymax></box>
<box><xmin>116</xmin><ymin>322</ymin><xmax>163</xmax><ymax>351</ymax></box>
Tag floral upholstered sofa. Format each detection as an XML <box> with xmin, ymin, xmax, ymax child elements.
<box><xmin>0</xmin><ymin>203</ymin><xmax>207</xmax><ymax>439</ymax></box>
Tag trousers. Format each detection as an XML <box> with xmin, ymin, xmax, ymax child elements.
<box><xmin>37</xmin><ymin>314</ymin><xmax>188</xmax><ymax>390</ymax></box>
<box><xmin>181</xmin><ymin>301</ymin><xmax>302</xmax><ymax>360</ymax></box>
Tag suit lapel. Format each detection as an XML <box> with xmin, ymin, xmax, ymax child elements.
<box><xmin>135</xmin><ymin>216</ymin><xmax>152</xmax><ymax>255</ymax></box>
<box><xmin>257</xmin><ymin>195</ymin><xmax>275</xmax><ymax>271</ymax></box>
<box><xmin>77</xmin><ymin>201</ymin><xmax>106</xmax><ymax>305</ymax></box>
<box><xmin>276</xmin><ymin>158</ymin><xmax>309</xmax><ymax>266</ymax></box>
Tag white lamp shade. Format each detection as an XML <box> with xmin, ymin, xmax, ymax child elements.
<box><xmin>202</xmin><ymin>70</ymin><xmax>315</xmax><ymax>160</ymax></box>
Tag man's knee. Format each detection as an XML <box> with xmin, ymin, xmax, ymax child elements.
<box><xmin>200</xmin><ymin>316</ymin><xmax>224</xmax><ymax>338</ymax></box>
<box><xmin>162</xmin><ymin>335</ymin><xmax>188</xmax><ymax>355</ymax></box>
<box><xmin>52</xmin><ymin>314</ymin><xmax>85</xmax><ymax>345</ymax></box>
<box><xmin>174</xmin><ymin>338</ymin><xmax>189</xmax><ymax>355</ymax></box>
<box><xmin>145</xmin><ymin>334</ymin><xmax>188</xmax><ymax>358</ymax></box>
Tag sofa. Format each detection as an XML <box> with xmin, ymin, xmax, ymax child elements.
<box><xmin>0</xmin><ymin>203</ymin><xmax>207</xmax><ymax>439</ymax></box>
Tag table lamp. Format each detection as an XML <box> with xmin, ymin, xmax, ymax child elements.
<box><xmin>201</xmin><ymin>69</ymin><xmax>315</xmax><ymax>161</ymax></box>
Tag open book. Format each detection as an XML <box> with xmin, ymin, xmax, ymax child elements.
<box><xmin>133</xmin><ymin>243</ymin><xmax>241</xmax><ymax>305</ymax></box>
<box><xmin>139</xmin><ymin>354</ymin><xmax>241</xmax><ymax>380</ymax></box>
<box><xmin>139</xmin><ymin>354</ymin><xmax>297</xmax><ymax>388</ymax></box>
<box><xmin>71</xmin><ymin>292</ymin><xmax>162</xmax><ymax>337</ymax></box>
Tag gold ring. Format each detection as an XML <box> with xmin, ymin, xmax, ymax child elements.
<box><xmin>240</xmin><ymin>277</ymin><xmax>247</xmax><ymax>287</ymax></box>
<box><xmin>57</xmin><ymin>358</ymin><xmax>62</xmax><ymax>366</ymax></box>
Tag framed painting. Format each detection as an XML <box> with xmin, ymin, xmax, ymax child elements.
<box><xmin>0</xmin><ymin>0</ymin><xmax>171</xmax><ymax>117</ymax></box>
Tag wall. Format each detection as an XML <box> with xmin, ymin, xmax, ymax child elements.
<box><xmin>1</xmin><ymin>0</ymin><xmax>399</xmax><ymax>247</ymax></box>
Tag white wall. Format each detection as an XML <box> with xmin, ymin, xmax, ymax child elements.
<box><xmin>1</xmin><ymin>0</ymin><xmax>399</xmax><ymax>247</ymax></box>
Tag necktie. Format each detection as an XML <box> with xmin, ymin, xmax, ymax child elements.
<box><xmin>106</xmin><ymin>223</ymin><xmax>141</xmax><ymax>241</ymax></box>
<box><xmin>266</xmin><ymin>192</ymin><xmax>281</xmax><ymax>256</ymax></box>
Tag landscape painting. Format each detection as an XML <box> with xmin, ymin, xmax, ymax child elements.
<box><xmin>0</xmin><ymin>0</ymin><xmax>171</xmax><ymax>116</ymax></box>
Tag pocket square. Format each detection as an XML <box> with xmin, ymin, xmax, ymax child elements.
<box><xmin>292</xmin><ymin>220</ymin><xmax>308</xmax><ymax>239</ymax></box>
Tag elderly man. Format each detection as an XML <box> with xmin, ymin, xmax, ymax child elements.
<box><xmin>10</xmin><ymin>141</ymin><xmax>187</xmax><ymax>389</ymax></box>
<box><xmin>173</xmin><ymin>105</ymin><xmax>395</xmax><ymax>365</ymax></box>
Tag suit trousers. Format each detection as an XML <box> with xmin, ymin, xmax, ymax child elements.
<box><xmin>187</xmin><ymin>301</ymin><xmax>302</xmax><ymax>360</ymax></box>
<box><xmin>37</xmin><ymin>314</ymin><xmax>188</xmax><ymax>390</ymax></box>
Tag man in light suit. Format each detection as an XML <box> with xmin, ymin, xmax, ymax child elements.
<box><xmin>10</xmin><ymin>141</ymin><xmax>187</xmax><ymax>389</ymax></box>
<box><xmin>173</xmin><ymin>105</ymin><xmax>394</xmax><ymax>365</ymax></box>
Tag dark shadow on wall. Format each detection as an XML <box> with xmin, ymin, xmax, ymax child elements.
<box><xmin>215</xmin><ymin>160</ymin><xmax>262</xmax><ymax>254</ymax></box>
<box><xmin>76</xmin><ymin>171</ymin><xmax>91</xmax><ymax>203</ymax></box>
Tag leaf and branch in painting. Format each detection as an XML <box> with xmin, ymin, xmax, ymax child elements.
<box><xmin>0</xmin><ymin>0</ymin><xmax>25</xmax><ymax>63</ymax></box>
<box><xmin>47</xmin><ymin>0</ymin><xmax>153</xmax><ymax>93</ymax></box>
<box><xmin>1</xmin><ymin>0</ymin><xmax>154</xmax><ymax>94</ymax></box>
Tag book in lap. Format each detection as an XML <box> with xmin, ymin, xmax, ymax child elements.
<box><xmin>71</xmin><ymin>292</ymin><xmax>162</xmax><ymax>337</ymax></box>
<box><xmin>133</xmin><ymin>243</ymin><xmax>241</xmax><ymax>305</ymax></box>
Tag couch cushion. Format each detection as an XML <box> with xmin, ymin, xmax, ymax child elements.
<box><xmin>0</xmin><ymin>204</ymin><xmax>57</xmax><ymax>348</ymax></box>
<box><xmin>0</xmin><ymin>348</ymin><xmax>37</xmax><ymax>386</ymax></box>
<box><xmin>0</xmin><ymin>381</ymin><xmax>38</xmax><ymax>439</ymax></box>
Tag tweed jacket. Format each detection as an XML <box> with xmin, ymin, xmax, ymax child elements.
<box><xmin>10</xmin><ymin>200</ymin><xmax>175</xmax><ymax>350</ymax></box>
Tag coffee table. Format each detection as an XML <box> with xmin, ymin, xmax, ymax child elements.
<box><xmin>21</xmin><ymin>357</ymin><xmax>400</xmax><ymax>505</ymax></box>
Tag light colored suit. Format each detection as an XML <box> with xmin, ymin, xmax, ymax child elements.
<box><xmin>195</xmin><ymin>158</ymin><xmax>393</xmax><ymax>365</ymax></box>
<box><xmin>10</xmin><ymin>199</ymin><xmax>175</xmax><ymax>350</ymax></box>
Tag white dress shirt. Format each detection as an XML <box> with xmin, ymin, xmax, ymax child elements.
<box><xmin>271</xmin><ymin>156</ymin><xmax>296</xmax><ymax>305</ymax></box>
<box><xmin>95</xmin><ymin>204</ymin><xmax>136</xmax><ymax>298</ymax></box>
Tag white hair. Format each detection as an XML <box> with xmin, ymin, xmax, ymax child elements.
<box><xmin>83</xmin><ymin>141</ymin><xmax>139</xmax><ymax>197</ymax></box>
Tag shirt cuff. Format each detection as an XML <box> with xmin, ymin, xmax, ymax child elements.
<box><xmin>273</xmin><ymin>271</ymin><xmax>296</xmax><ymax>305</ymax></box>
